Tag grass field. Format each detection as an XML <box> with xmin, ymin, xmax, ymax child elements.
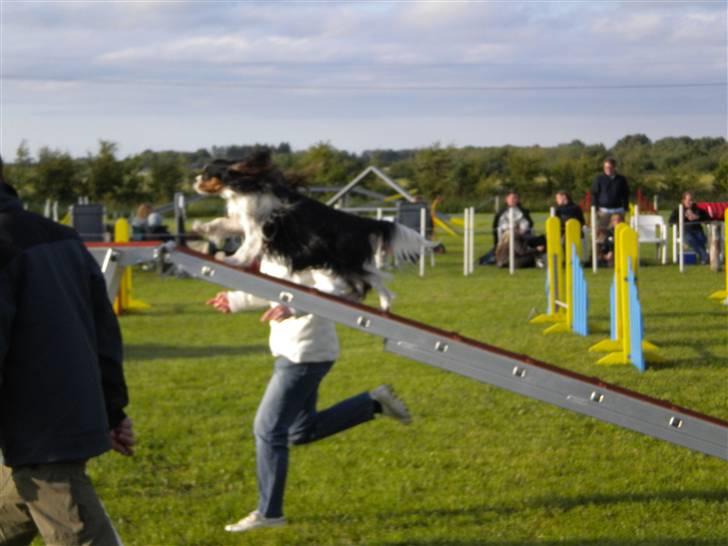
<box><xmin>63</xmin><ymin>215</ymin><xmax>727</xmax><ymax>546</ymax></box>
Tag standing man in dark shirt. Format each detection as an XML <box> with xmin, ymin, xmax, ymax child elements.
<box><xmin>669</xmin><ymin>191</ymin><xmax>710</xmax><ymax>264</ymax></box>
<box><xmin>591</xmin><ymin>157</ymin><xmax>630</xmax><ymax>231</ymax></box>
<box><xmin>0</xmin><ymin>156</ymin><xmax>134</xmax><ymax>545</ymax></box>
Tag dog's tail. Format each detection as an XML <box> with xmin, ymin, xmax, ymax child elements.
<box><xmin>387</xmin><ymin>224</ymin><xmax>439</xmax><ymax>262</ymax></box>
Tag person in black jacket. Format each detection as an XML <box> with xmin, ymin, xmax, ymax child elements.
<box><xmin>0</xmin><ymin>157</ymin><xmax>134</xmax><ymax>545</ymax></box>
<box><xmin>591</xmin><ymin>157</ymin><xmax>629</xmax><ymax>230</ymax></box>
<box><xmin>554</xmin><ymin>190</ymin><xmax>585</xmax><ymax>229</ymax></box>
<box><xmin>669</xmin><ymin>191</ymin><xmax>710</xmax><ymax>264</ymax></box>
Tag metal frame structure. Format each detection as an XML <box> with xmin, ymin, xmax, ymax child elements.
<box><xmin>87</xmin><ymin>242</ymin><xmax>728</xmax><ymax>461</ymax></box>
<box><xmin>326</xmin><ymin>166</ymin><xmax>416</xmax><ymax>207</ymax></box>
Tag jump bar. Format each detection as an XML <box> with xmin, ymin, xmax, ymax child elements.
<box><xmin>90</xmin><ymin>242</ymin><xmax>728</xmax><ymax>461</ymax></box>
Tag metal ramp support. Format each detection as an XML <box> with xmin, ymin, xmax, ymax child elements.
<box><xmin>86</xmin><ymin>242</ymin><xmax>728</xmax><ymax>462</ymax></box>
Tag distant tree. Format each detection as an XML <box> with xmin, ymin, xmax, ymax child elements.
<box><xmin>4</xmin><ymin>140</ymin><xmax>35</xmax><ymax>197</ymax></box>
<box><xmin>34</xmin><ymin>147</ymin><xmax>78</xmax><ymax>203</ymax></box>
<box><xmin>413</xmin><ymin>144</ymin><xmax>456</xmax><ymax>198</ymax></box>
<box><xmin>88</xmin><ymin>140</ymin><xmax>124</xmax><ymax>204</ymax></box>
<box><xmin>296</xmin><ymin>142</ymin><xmax>362</xmax><ymax>185</ymax></box>
<box><xmin>151</xmin><ymin>153</ymin><xmax>185</xmax><ymax>201</ymax></box>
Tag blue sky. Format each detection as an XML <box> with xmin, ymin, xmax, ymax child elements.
<box><xmin>1</xmin><ymin>0</ymin><xmax>726</xmax><ymax>159</ymax></box>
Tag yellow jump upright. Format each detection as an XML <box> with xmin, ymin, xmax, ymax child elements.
<box><xmin>589</xmin><ymin>225</ymin><xmax>660</xmax><ymax>366</ymax></box>
<box><xmin>708</xmin><ymin>209</ymin><xmax>728</xmax><ymax>302</ymax></box>
<box><xmin>530</xmin><ymin>218</ymin><xmax>584</xmax><ymax>334</ymax></box>
<box><xmin>112</xmin><ymin>218</ymin><xmax>150</xmax><ymax>315</ymax></box>
<box><xmin>530</xmin><ymin>217</ymin><xmax>565</xmax><ymax>328</ymax></box>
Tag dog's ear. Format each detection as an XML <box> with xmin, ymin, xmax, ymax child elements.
<box><xmin>229</xmin><ymin>149</ymin><xmax>272</xmax><ymax>174</ymax></box>
<box><xmin>283</xmin><ymin>171</ymin><xmax>308</xmax><ymax>190</ymax></box>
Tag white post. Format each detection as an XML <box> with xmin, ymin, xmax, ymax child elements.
<box><xmin>508</xmin><ymin>207</ymin><xmax>515</xmax><ymax>275</ymax></box>
<box><xmin>52</xmin><ymin>201</ymin><xmax>59</xmax><ymax>222</ymax></box>
<box><xmin>549</xmin><ymin>206</ymin><xmax>556</xmax><ymax>217</ymax></box>
<box><xmin>44</xmin><ymin>198</ymin><xmax>51</xmax><ymax>218</ymax></box>
<box><xmin>463</xmin><ymin>208</ymin><xmax>469</xmax><ymax>277</ymax></box>
<box><xmin>375</xmin><ymin>208</ymin><xmax>385</xmax><ymax>268</ymax></box>
<box><xmin>419</xmin><ymin>207</ymin><xmax>426</xmax><ymax>277</ymax></box>
<box><xmin>678</xmin><ymin>203</ymin><xmax>684</xmax><ymax>272</ymax></box>
<box><xmin>672</xmin><ymin>224</ymin><xmax>678</xmax><ymax>264</ymax></box>
<box><xmin>470</xmin><ymin>207</ymin><xmax>475</xmax><ymax>274</ymax></box>
<box><xmin>653</xmin><ymin>195</ymin><xmax>658</xmax><ymax>212</ymax></box>
<box><xmin>591</xmin><ymin>205</ymin><xmax>598</xmax><ymax>273</ymax></box>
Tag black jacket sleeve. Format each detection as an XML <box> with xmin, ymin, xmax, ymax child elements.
<box><xmin>696</xmin><ymin>206</ymin><xmax>711</xmax><ymax>222</ymax></box>
<box><xmin>85</xmin><ymin>249</ymin><xmax>128</xmax><ymax>429</ymax></box>
<box><xmin>668</xmin><ymin>208</ymin><xmax>679</xmax><ymax>225</ymax></box>
<box><xmin>621</xmin><ymin>176</ymin><xmax>630</xmax><ymax>210</ymax></box>
<box><xmin>522</xmin><ymin>207</ymin><xmax>534</xmax><ymax>230</ymax></box>
<box><xmin>591</xmin><ymin>176</ymin><xmax>600</xmax><ymax>209</ymax></box>
<box><xmin>0</xmin><ymin>261</ymin><xmax>19</xmax><ymax>389</ymax></box>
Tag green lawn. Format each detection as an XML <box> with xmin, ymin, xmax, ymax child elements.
<box><xmin>76</xmin><ymin>217</ymin><xmax>726</xmax><ymax>546</ymax></box>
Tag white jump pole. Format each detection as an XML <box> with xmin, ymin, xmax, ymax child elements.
<box><xmin>52</xmin><ymin>201</ymin><xmax>59</xmax><ymax>222</ymax></box>
<box><xmin>43</xmin><ymin>198</ymin><xmax>51</xmax><ymax>218</ymax></box>
<box><xmin>672</xmin><ymin>224</ymin><xmax>678</xmax><ymax>264</ymax></box>
<box><xmin>463</xmin><ymin>207</ymin><xmax>469</xmax><ymax>277</ymax></box>
<box><xmin>419</xmin><ymin>207</ymin><xmax>426</xmax><ymax>277</ymax></box>
<box><xmin>653</xmin><ymin>195</ymin><xmax>658</xmax><ymax>212</ymax></box>
<box><xmin>508</xmin><ymin>207</ymin><xmax>515</xmax><ymax>275</ymax></box>
<box><xmin>549</xmin><ymin>206</ymin><xmax>556</xmax><ymax>217</ymax></box>
<box><xmin>591</xmin><ymin>205</ymin><xmax>598</xmax><ymax>273</ymax></box>
<box><xmin>678</xmin><ymin>203</ymin><xmax>684</xmax><ymax>273</ymax></box>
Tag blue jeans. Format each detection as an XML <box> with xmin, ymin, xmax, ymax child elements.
<box><xmin>253</xmin><ymin>357</ymin><xmax>375</xmax><ymax>518</ymax></box>
<box><xmin>685</xmin><ymin>229</ymin><xmax>708</xmax><ymax>263</ymax></box>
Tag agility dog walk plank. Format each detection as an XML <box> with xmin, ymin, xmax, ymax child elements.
<box><xmin>87</xmin><ymin>242</ymin><xmax>728</xmax><ymax>461</ymax></box>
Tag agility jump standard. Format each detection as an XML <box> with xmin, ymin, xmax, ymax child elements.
<box><xmin>87</xmin><ymin>242</ymin><xmax>728</xmax><ymax>461</ymax></box>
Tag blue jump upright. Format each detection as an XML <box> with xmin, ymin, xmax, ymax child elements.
<box><xmin>571</xmin><ymin>243</ymin><xmax>589</xmax><ymax>336</ymax></box>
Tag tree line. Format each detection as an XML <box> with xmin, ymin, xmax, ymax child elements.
<box><xmin>4</xmin><ymin>134</ymin><xmax>726</xmax><ymax>213</ymax></box>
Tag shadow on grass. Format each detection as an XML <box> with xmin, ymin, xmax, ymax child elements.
<box><xmin>125</xmin><ymin>343</ymin><xmax>268</xmax><ymax>361</ymax></box>
<box><xmin>646</xmin><ymin>341</ymin><xmax>728</xmax><ymax>369</ymax></box>
<box><xmin>305</xmin><ymin>489</ymin><xmax>727</xmax><ymax>544</ymax></box>
<box><xmin>377</xmin><ymin>519</ymin><xmax>726</xmax><ymax>545</ymax></box>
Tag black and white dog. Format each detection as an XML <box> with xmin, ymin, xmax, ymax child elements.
<box><xmin>193</xmin><ymin>150</ymin><xmax>435</xmax><ymax>310</ymax></box>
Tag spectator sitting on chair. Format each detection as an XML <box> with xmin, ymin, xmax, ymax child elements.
<box><xmin>669</xmin><ymin>191</ymin><xmax>710</xmax><ymax>264</ymax></box>
<box><xmin>480</xmin><ymin>191</ymin><xmax>534</xmax><ymax>265</ymax></box>
<box><xmin>597</xmin><ymin>213</ymin><xmax>625</xmax><ymax>267</ymax></box>
<box><xmin>493</xmin><ymin>190</ymin><xmax>534</xmax><ymax>245</ymax></box>
<box><xmin>131</xmin><ymin>203</ymin><xmax>153</xmax><ymax>241</ymax></box>
<box><xmin>591</xmin><ymin>157</ymin><xmax>629</xmax><ymax>231</ymax></box>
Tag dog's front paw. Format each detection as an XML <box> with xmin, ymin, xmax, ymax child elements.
<box><xmin>223</xmin><ymin>255</ymin><xmax>246</xmax><ymax>267</ymax></box>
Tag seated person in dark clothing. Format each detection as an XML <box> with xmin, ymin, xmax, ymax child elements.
<box><xmin>669</xmin><ymin>192</ymin><xmax>710</xmax><ymax>264</ymax></box>
<box><xmin>144</xmin><ymin>212</ymin><xmax>173</xmax><ymax>242</ymax></box>
<box><xmin>597</xmin><ymin>213</ymin><xmax>624</xmax><ymax>267</ymax></box>
<box><xmin>555</xmin><ymin>190</ymin><xmax>585</xmax><ymax>230</ymax></box>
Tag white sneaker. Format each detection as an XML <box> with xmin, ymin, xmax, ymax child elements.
<box><xmin>224</xmin><ymin>511</ymin><xmax>286</xmax><ymax>533</ymax></box>
<box><xmin>370</xmin><ymin>385</ymin><xmax>411</xmax><ymax>425</ymax></box>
